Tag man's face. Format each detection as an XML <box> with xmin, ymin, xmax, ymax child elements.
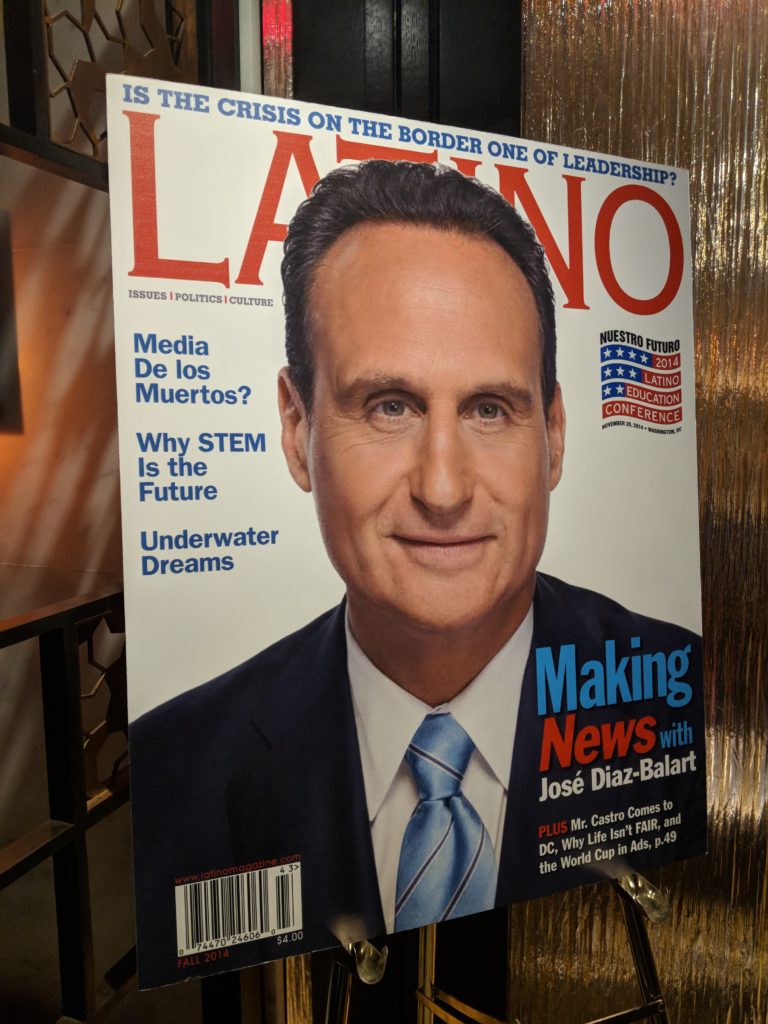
<box><xmin>279</xmin><ymin>222</ymin><xmax>565</xmax><ymax>643</ymax></box>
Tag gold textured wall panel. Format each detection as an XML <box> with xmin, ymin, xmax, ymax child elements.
<box><xmin>512</xmin><ymin>2</ymin><xmax>768</xmax><ymax>1022</ymax></box>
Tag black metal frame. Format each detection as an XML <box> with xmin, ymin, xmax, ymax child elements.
<box><xmin>0</xmin><ymin>590</ymin><xmax>132</xmax><ymax>1022</ymax></box>
<box><xmin>195</xmin><ymin>0</ymin><xmax>241</xmax><ymax>90</ymax></box>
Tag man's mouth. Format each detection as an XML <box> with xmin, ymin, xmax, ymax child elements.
<box><xmin>394</xmin><ymin>533</ymin><xmax>491</xmax><ymax>547</ymax></box>
<box><xmin>391</xmin><ymin>533</ymin><xmax>493</xmax><ymax>567</ymax></box>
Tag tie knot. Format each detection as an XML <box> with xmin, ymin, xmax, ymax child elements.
<box><xmin>406</xmin><ymin>713</ymin><xmax>474</xmax><ymax>801</ymax></box>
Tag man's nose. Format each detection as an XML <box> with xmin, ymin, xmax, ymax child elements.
<box><xmin>410</xmin><ymin>416</ymin><xmax>473</xmax><ymax>515</ymax></box>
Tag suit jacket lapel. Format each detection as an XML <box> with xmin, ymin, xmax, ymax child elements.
<box><xmin>227</xmin><ymin>604</ymin><xmax>385</xmax><ymax>946</ymax></box>
<box><xmin>497</xmin><ymin>577</ymin><xmax>551</xmax><ymax>905</ymax></box>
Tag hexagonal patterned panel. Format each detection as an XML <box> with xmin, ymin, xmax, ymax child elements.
<box><xmin>45</xmin><ymin>0</ymin><xmax>192</xmax><ymax>160</ymax></box>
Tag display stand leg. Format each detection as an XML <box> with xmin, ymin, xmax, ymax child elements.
<box><xmin>583</xmin><ymin>876</ymin><xmax>670</xmax><ymax>1024</ymax></box>
<box><xmin>325</xmin><ymin>951</ymin><xmax>353</xmax><ymax>1024</ymax></box>
<box><xmin>413</xmin><ymin>875</ymin><xmax>671</xmax><ymax>1024</ymax></box>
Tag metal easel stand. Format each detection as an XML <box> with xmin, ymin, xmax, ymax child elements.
<box><xmin>325</xmin><ymin>939</ymin><xmax>389</xmax><ymax>1024</ymax></box>
<box><xmin>587</xmin><ymin>874</ymin><xmax>671</xmax><ymax>1024</ymax></box>
<box><xmin>415</xmin><ymin>873</ymin><xmax>672</xmax><ymax>1024</ymax></box>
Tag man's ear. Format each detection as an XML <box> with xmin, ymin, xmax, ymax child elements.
<box><xmin>546</xmin><ymin>383</ymin><xmax>566</xmax><ymax>491</ymax></box>
<box><xmin>277</xmin><ymin>367</ymin><xmax>312</xmax><ymax>493</ymax></box>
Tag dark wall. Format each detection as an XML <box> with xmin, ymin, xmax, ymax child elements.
<box><xmin>292</xmin><ymin>0</ymin><xmax>521</xmax><ymax>134</ymax></box>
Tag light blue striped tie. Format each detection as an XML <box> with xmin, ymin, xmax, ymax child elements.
<box><xmin>395</xmin><ymin>712</ymin><xmax>497</xmax><ymax>931</ymax></box>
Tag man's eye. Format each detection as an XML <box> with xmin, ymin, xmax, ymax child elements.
<box><xmin>476</xmin><ymin>401</ymin><xmax>504</xmax><ymax>420</ymax></box>
<box><xmin>376</xmin><ymin>399</ymin><xmax>406</xmax><ymax>417</ymax></box>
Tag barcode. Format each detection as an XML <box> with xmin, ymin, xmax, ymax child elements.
<box><xmin>175</xmin><ymin>863</ymin><xmax>302</xmax><ymax>955</ymax></box>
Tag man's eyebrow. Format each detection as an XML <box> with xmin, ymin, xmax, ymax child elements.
<box><xmin>335</xmin><ymin>374</ymin><xmax>421</xmax><ymax>404</ymax></box>
<box><xmin>467</xmin><ymin>382</ymin><xmax>534</xmax><ymax>406</ymax></box>
<box><xmin>335</xmin><ymin>375</ymin><xmax>535</xmax><ymax>409</ymax></box>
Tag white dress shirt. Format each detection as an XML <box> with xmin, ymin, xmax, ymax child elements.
<box><xmin>346</xmin><ymin>608</ymin><xmax>533</xmax><ymax>934</ymax></box>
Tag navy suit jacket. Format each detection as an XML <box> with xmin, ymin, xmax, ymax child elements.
<box><xmin>130</xmin><ymin>573</ymin><xmax>706</xmax><ymax>987</ymax></box>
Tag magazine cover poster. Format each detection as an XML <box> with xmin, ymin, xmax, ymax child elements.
<box><xmin>106</xmin><ymin>74</ymin><xmax>706</xmax><ymax>987</ymax></box>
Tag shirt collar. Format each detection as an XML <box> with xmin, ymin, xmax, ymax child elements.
<box><xmin>346</xmin><ymin>607</ymin><xmax>533</xmax><ymax>823</ymax></box>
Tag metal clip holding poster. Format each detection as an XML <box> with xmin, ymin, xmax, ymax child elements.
<box><xmin>325</xmin><ymin>940</ymin><xmax>389</xmax><ymax>1024</ymax></box>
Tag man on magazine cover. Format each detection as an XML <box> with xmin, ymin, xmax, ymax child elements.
<box><xmin>130</xmin><ymin>161</ymin><xmax>705</xmax><ymax>982</ymax></box>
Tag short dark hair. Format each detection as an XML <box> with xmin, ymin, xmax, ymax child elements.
<box><xmin>281</xmin><ymin>160</ymin><xmax>557</xmax><ymax>412</ymax></box>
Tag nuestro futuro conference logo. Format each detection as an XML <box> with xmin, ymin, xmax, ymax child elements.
<box><xmin>599</xmin><ymin>329</ymin><xmax>684</xmax><ymax>435</ymax></box>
